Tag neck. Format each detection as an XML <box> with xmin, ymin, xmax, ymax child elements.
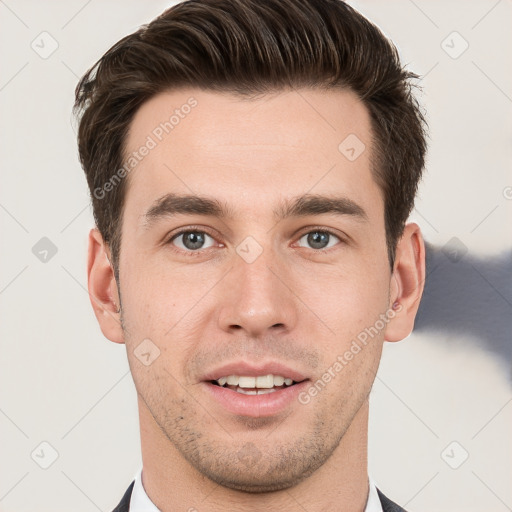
<box><xmin>138</xmin><ymin>397</ymin><xmax>370</xmax><ymax>512</ymax></box>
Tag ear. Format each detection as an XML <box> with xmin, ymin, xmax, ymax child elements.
<box><xmin>384</xmin><ymin>222</ymin><xmax>426</xmax><ymax>342</ymax></box>
<box><xmin>87</xmin><ymin>228</ymin><xmax>124</xmax><ymax>344</ymax></box>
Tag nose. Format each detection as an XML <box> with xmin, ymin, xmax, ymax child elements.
<box><xmin>217</xmin><ymin>245</ymin><xmax>299</xmax><ymax>338</ymax></box>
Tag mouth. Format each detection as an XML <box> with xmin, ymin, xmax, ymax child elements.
<box><xmin>210</xmin><ymin>374</ymin><xmax>305</xmax><ymax>395</ymax></box>
<box><xmin>202</xmin><ymin>364</ymin><xmax>310</xmax><ymax>418</ymax></box>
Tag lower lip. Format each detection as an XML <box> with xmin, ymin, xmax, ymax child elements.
<box><xmin>203</xmin><ymin>381</ymin><xmax>310</xmax><ymax>418</ymax></box>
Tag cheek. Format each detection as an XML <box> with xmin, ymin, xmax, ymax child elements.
<box><xmin>119</xmin><ymin>262</ymin><xmax>207</xmax><ymax>375</ymax></box>
<box><xmin>292</xmin><ymin>256</ymin><xmax>390</xmax><ymax>341</ymax></box>
<box><xmin>120</xmin><ymin>256</ymin><xmax>198</xmax><ymax>333</ymax></box>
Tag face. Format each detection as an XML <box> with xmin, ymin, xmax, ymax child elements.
<box><xmin>114</xmin><ymin>88</ymin><xmax>394</xmax><ymax>491</ymax></box>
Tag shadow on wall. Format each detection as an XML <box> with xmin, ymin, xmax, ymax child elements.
<box><xmin>414</xmin><ymin>241</ymin><xmax>512</xmax><ymax>380</ymax></box>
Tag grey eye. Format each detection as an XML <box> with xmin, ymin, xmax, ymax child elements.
<box><xmin>172</xmin><ymin>231</ymin><xmax>215</xmax><ymax>251</ymax></box>
<box><xmin>297</xmin><ymin>231</ymin><xmax>339</xmax><ymax>250</ymax></box>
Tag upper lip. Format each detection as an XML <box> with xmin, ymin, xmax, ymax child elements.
<box><xmin>201</xmin><ymin>361</ymin><xmax>308</xmax><ymax>383</ymax></box>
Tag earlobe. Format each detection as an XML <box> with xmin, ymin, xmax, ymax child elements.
<box><xmin>87</xmin><ymin>228</ymin><xmax>125</xmax><ymax>344</ymax></box>
<box><xmin>384</xmin><ymin>223</ymin><xmax>426</xmax><ymax>343</ymax></box>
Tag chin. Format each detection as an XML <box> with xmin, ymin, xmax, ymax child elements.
<box><xmin>193</xmin><ymin>445</ymin><xmax>327</xmax><ymax>494</ymax></box>
<box><xmin>205</xmin><ymin>467</ymin><xmax>312</xmax><ymax>494</ymax></box>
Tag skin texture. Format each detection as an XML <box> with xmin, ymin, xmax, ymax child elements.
<box><xmin>87</xmin><ymin>88</ymin><xmax>425</xmax><ymax>512</ymax></box>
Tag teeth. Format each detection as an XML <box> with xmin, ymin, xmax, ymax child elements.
<box><xmin>235</xmin><ymin>387</ymin><xmax>278</xmax><ymax>395</ymax></box>
<box><xmin>273</xmin><ymin>375</ymin><xmax>284</xmax><ymax>386</ymax></box>
<box><xmin>237</xmin><ymin>388</ymin><xmax>257</xmax><ymax>395</ymax></box>
<box><xmin>215</xmin><ymin>374</ymin><xmax>296</xmax><ymax>388</ymax></box>
<box><xmin>238</xmin><ymin>376</ymin><xmax>256</xmax><ymax>388</ymax></box>
<box><xmin>256</xmin><ymin>375</ymin><xmax>274</xmax><ymax>388</ymax></box>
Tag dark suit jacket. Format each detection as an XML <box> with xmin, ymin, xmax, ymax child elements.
<box><xmin>112</xmin><ymin>480</ymin><xmax>407</xmax><ymax>511</ymax></box>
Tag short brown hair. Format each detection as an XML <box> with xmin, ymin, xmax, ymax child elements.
<box><xmin>74</xmin><ymin>0</ymin><xmax>427</xmax><ymax>276</ymax></box>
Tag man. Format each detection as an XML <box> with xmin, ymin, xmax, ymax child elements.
<box><xmin>75</xmin><ymin>0</ymin><xmax>426</xmax><ymax>510</ymax></box>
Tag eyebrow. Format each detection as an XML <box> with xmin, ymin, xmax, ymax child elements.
<box><xmin>141</xmin><ymin>192</ymin><xmax>368</xmax><ymax>229</ymax></box>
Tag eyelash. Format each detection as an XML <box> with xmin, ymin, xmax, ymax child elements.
<box><xmin>165</xmin><ymin>225</ymin><xmax>345</xmax><ymax>257</ymax></box>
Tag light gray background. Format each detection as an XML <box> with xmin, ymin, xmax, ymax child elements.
<box><xmin>1</xmin><ymin>1</ymin><xmax>511</xmax><ymax>511</ymax></box>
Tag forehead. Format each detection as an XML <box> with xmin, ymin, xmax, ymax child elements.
<box><xmin>122</xmin><ymin>87</ymin><xmax>382</xmax><ymax>225</ymax></box>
